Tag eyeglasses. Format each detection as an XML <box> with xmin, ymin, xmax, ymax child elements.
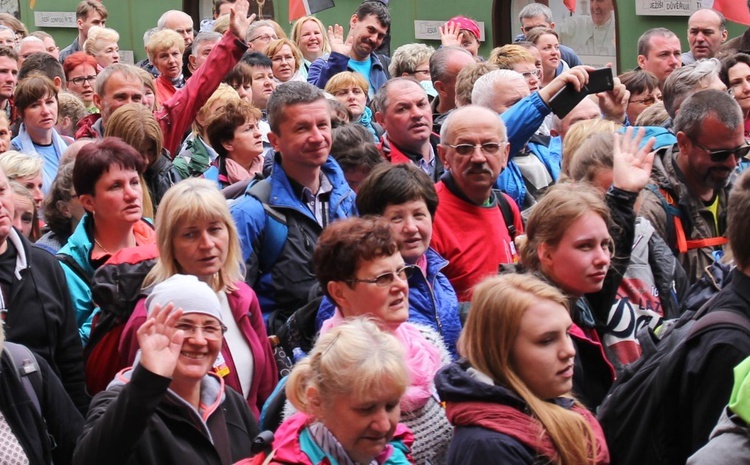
<box><xmin>412</xmin><ymin>68</ymin><xmax>430</xmax><ymax>76</ymax></box>
<box><xmin>250</xmin><ymin>34</ymin><xmax>278</xmax><ymax>42</ymax></box>
<box><xmin>445</xmin><ymin>142</ymin><xmax>506</xmax><ymax>156</ymax></box>
<box><xmin>175</xmin><ymin>322</ymin><xmax>227</xmax><ymax>340</ymax></box>
<box><xmin>348</xmin><ymin>265</ymin><xmax>415</xmax><ymax>287</ymax></box>
<box><xmin>520</xmin><ymin>69</ymin><xmax>541</xmax><ymax>80</ymax></box>
<box><xmin>629</xmin><ymin>95</ymin><xmax>661</xmax><ymax>106</ymax></box>
<box><xmin>69</xmin><ymin>75</ymin><xmax>97</xmax><ymax>86</ymax></box>
<box><xmin>690</xmin><ymin>137</ymin><xmax>750</xmax><ymax>163</ymax></box>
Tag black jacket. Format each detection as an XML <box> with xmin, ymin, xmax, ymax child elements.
<box><xmin>2</xmin><ymin>229</ymin><xmax>88</xmax><ymax>414</ymax></box>
<box><xmin>144</xmin><ymin>151</ymin><xmax>184</xmax><ymax>211</ymax></box>
<box><xmin>0</xmin><ymin>348</ymin><xmax>83</xmax><ymax>465</ymax></box>
<box><xmin>675</xmin><ymin>268</ymin><xmax>750</xmax><ymax>461</ymax></box>
<box><xmin>74</xmin><ymin>364</ymin><xmax>259</xmax><ymax>465</ymax></box>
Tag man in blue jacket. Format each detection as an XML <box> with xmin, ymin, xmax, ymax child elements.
<box><xmin>231</xmin><ymin>82</ymin><xmax>357</xmax><ymax>333</ymax></box>
<box><xmin>307</xmin><ymin>1</ymin><xmax>391</xmax><ymax>96</ymax></box>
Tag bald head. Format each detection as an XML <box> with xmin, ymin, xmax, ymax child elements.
<box><xmin>158</xmin><ymin>10</ymin><xmax>194</xmax><ymax>47</ymax></box>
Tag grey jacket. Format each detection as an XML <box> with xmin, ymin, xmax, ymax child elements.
<box><xmin>688</xmin><ymin>408</ymin><xmax>750</xmax><ymax>464</ymax></box>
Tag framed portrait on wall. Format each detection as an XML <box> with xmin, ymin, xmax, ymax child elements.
<box><xmin>512</xmin><ymin>0</ymin><xmax>617</xmax><ymax>70</ymax></box>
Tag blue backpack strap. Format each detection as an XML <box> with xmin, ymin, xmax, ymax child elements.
<box><xmin>247</xmin><ymin>179</ymin><xmax>288</xmax><ymax>274</ymax></box>
<box><xmin>4</xmin><ymin>342</ymin><xmax>42</xmax><ymax>417</ymax></box>
<box><xmin>644</xmin><ymin>183</ymin><xmax>680</xmax><ymax>252</ymax></box>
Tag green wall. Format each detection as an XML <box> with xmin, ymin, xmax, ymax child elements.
<box><xmin>19</xmin><ymin>0</ymin><xmax>750</xmax><ymax>69</ymax></box>
<box><xmin>20</xmin><ymin>0</ymin><xmax>181</xmax><ymax>61</ymax></box>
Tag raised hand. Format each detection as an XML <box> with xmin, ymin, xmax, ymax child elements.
<box><xmin>597</xmin><ymin>75</ymin><xmax>629</xmax><ymax>123</ymax></box>
<box><xmin>439</xmin><ymin>22</ymin><xmax>461</xmax><ymax>48</ymax></box>
<box><xmin>230</xmin><ymin>0</ymin><xmax>256</xmax><ymax>42</ymax></box>
<box><xmin>136</xmin><ymin>303</ymin><xmax>185</xmax><ymax>378</ymax></box>
<box><xmin>538</xmin><ymin>65</ymin><xmax>592</xmax><ymax>104</ymax></box>
<box><xmin>612</xmin><ymin>126</ymin><xmax>656</xmax><ymax>193</ymax></box>
<box><xmin>328</xmin><ymin>24</ymin><xmax>352</xmax><ymax>56</ymax></box>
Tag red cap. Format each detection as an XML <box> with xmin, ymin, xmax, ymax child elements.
<box><xmin>447</xmin><ymin>16</ymin><xmax>480</xmax><ymax>40</ymax></box>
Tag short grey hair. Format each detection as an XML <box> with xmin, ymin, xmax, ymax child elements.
<box><xmin>389</xmin><ymin>43</ymin><xmax>435</xmax><ymax>77</ymax></box>
<box><xmin>191</xmin><ymin>31</ymin><xmax>221</xmax><ymax>57</ymax></box>
<box><xmin>267</xmin><ymin>81</ymin><xmax>326</xmax><ymax>134</ymax></box>
<box><xmin>157</xmin><ymin>10</ymin><xmax>192</xmax><ymax>31</ymax></box>
<box><xmin>440</xmin><ymin>104</ymin><xmax>507</xmax><ymax>143</ymax></box>
<box><xmin>471</xmin><ymin>69</ymin><xmax>525</xmax><ymax>110</ymax></box>
<box><xmin>142</xmin><ymin>27</ymin><xmax>157</xmax><ymax>48</ymax></box>
<box><xmin>663</xmin><ymin>58</ymin><xmax>722</xmax><ymax>118</ymax></box>
<box><xmin>518</xmin><ymin>3</ymin><xmax>554</xmax><ymax>24</ymax></box>
<box><xmin>95</xmin><ymin>63</ymin><xmax>142</xmax><ymax>96</ymax></box>
<box><xmin>17</xmin><ymin>35</ymin><xmax>43</xmax><ymax>53</ymax></box>
<box><xmin>673</xmin><ymin>89</ymin><xmax>742</xmax><ymax>138</ymax></box>
<box><xmin>246</xmin><ymin>20</ymin><xmax>276</xmax><ymax>41</ymax></box>
<box><xmin>637</xmin><ymin>27</ymin><xmax>678</xmax><ymax>57</ymax></box>
<box><xmin>371</xmin><ymin>77</ymin><xmax>421</xmax><ymax>115</ymax></box>
<box><xmin>429</xmin><ymin>46</ymin><xmax>471</xmax><ymax>85</ymax></box>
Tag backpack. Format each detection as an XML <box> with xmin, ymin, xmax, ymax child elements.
<box><xmin>246</xmin><ymin>179</ymin><xmax>288</xmax><ymax>277</ymax></box>
<box><xmin>84</xmin><ymin>244</ymin><xmax>159</xmax><ymax>395</ymax></box>
<box><xmin>4</xmin><ymin>342</ymin><xmax>43</xmax><ymax>417</ymax></box>
<box><xmin>644</xmin><ymin>184</ymin><xmax>728</xmax><ymax>255</ymax></box>
<box><xmin>597</xmin><ymin>300</ymin><xmax>750</xmax><ymax>465</ymax></box>
<box><xmin>492</xmin><ymin>189</ymin><xmax>517</xmax><ymax>239</ymax></box>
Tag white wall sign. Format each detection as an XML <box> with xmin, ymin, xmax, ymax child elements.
<box><xmin>33</xmin><ymin>11</ymin><xmax>76</xmax><ymax>28</ymax></box>
<box><xmin>635</xmin><ymin>0</ymin><xmax>711</xmax><ymax>16</ymax></box>
<box><xmin>414</xmin><ymin>20</ymin><xmax>486</xmax><ymax>41</ymax></box>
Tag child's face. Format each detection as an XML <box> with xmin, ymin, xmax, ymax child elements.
<box><xmin>460</xmin><ymin>31</ymin><xmax>480</xmax><ymax>57</ymax></box>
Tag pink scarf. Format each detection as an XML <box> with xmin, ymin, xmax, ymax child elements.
<box><xmin>321</xmin><ymin>309</ymin><xmax>443</xmax><ymax>411</ymax></box>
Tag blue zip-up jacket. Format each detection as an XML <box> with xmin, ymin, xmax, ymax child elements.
<box><xmin>231</xmin><ymin>155</ymin><xmax>357</xmax><ymax>332</ymax></box>
<box><xmin>497</xmin><ymin>91</ymin><xmax>561</xmax><ymax>207</ymax></box>
<box><xmin>316</xmin><ymin>247</ymin><xmax>462</xmax><ymax>358</ymax></box>
<box><xmin>307</xmin><ymin>51</ymin><xmax>390</xmax><ymax>94</ymax></box>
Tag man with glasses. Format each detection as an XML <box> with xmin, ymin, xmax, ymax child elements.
<box><xmin>373</xmin><ymin>78</ymin><xmax>442</xmax><ymax>181</ymax></box>
<box><xmin>430</xmin><ymin>105</ymin><xmax>522</xmax><ymax>301</ymax></box>
<box><xmin>640</xmin><ymin>89</ymin><xmax>747</xmax><ymax>283</ymax></box>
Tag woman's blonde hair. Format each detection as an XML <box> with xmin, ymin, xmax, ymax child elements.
<box><xmin>568</xmin><ymin>133</ymin><xmax>615</xmax><ymax>185</ymax></box>
<box><xmin>0</xmin><ymin>150</ymin><xmax>43</xmax><ymax>180</ymax></box>
<box><xmin>194</xmin><ymin>83</ymin><xmax>240</xmax><ymax>135</ymax></box>
<box><xmin>143</xmin><ymin>178</ymin><xmax>244</xmax><ymax>293</ymax></box>
<box><xmin>488</xmin><ymin>44</ymin><xmax>536</xmax><ymax>69</ymax></box>
<box><xmin>561</xmin><ymin>119</ymin><xmax>620</xmax><ymax>177</ymax></box>
<box><xmin>290</xmin><ymin>16</ymin><xmax>331</xmax><ymax>57</ymax></box>
<box><xmin>324</xmin><ymin>71</ymin><xmax>369</xmax><ymax>96</ymax></box>
<box><xmin>146</xmin><ymin>29</ymin><xmax>186</xmax><ymax>62</ymax></box>
<box><xmin>265</xmin><ymin>38</ymin><xmax>303</xmax><ymax>75</ymax></box>
<box><xmin>519</xmin><ymin>182</ymin><xmax>612</xmax><ymax>273</ymax></box>
<box><xmin>461</xmin><ymin>274</ymin><xmax>599</xmax><ymax>465</ymax></box>
<box><xmin>286</xmin><ymin>317</ymin><xmax>408</xmax><ymax>414</ymax></box>
<box><xmin>83</xmin><ymin>26</ymin><xmax>119</xmax><ymax>56</ymax></box>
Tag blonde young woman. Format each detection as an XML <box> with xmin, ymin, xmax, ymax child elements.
<box><xmin>435</xmin><ymin>274</ymin><xmax>610</xmax><ymax>465</ymax></box>
<box><xmin>266</xmin><ymin>38</ymin><xmax>305</xmax><ymax>83</ymax></box>
<box><xmin>324</xmin><ymin>72</ymin><xmax>378</xmax><ymax>141</ymax></box>
<box><xmin>290</xmin><ymin>16</ymin><xmax>330</xmax><ymax>80</ymax></box>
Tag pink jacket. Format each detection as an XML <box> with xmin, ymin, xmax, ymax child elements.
<box><xmin>120</xmin><ymin>281</ymin><xmax>278</xmax><ymax>418</ymax></box>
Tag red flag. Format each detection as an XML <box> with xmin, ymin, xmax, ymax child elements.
<box><xmin>289</xmin><ymin>0</ymin><xmax>310</xmax><ymax>21</ymax></box>
<box><xmin>563</xmin><ymin>0</ymin><xmax>576</xmax><ymax>13</ymax></box>
<box><xmin>714</xmin><ymin>0</ymin><xmax>750</xmax><ymax>27</ymax></box>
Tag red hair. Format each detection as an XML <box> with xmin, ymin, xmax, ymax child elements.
<box><xmin>62</xmin><ymin>51</ymin><xmax>98</xmax><ymax>79</ymax></box>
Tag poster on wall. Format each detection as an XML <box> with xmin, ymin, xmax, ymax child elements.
<box><xmin>0</xmin><ymin>0</ymin><xmax>19</xmax><ymax>18</ymax></box>
<box><xmin>635</xmin><ymin>0</ymin><xmax>712</xmax><ymax>17</ymax></box>
<box><xmin>512</xmin><ymin>0</ymin><xmax>617</xmax><ymax>70</ymax></box>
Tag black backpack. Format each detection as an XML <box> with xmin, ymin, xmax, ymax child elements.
<box><xmin>597</xmin><ymin>301</ymin><xmax>750</xmax><ymax>465</ymax></box>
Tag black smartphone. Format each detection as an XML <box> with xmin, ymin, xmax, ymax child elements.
<box><xmin>548</xmin><ymin>67</ymin><xmax>615</xmax><ymax>118</ymax></box>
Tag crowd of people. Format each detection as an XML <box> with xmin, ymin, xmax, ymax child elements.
<box><xmin>0</xmin><ymin>0</ymin><xmax>749</xmax><ymax>463</ymax></box>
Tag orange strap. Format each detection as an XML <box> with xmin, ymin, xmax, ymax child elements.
<box><xmin>673</xmin><ymin>215</ymin><xmax>727</xmax><ymax>254</ymax></box>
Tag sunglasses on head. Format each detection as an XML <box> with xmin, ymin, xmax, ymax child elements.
<box><xmin>691</xmin><ymin>138</ymin><xmax>750</xmax><ymax>163</ymax></box>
